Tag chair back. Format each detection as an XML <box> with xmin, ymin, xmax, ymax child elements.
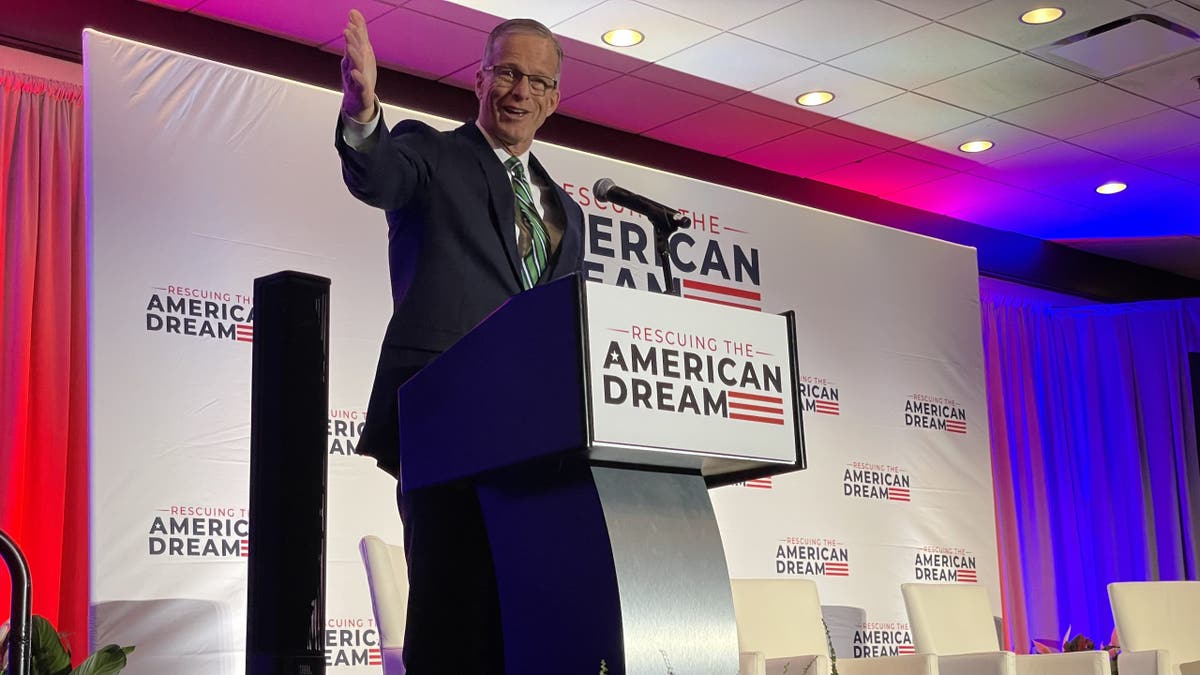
<box><xmin>902</xmin><ymin>583</ymin><xmax>1001</xmax><ymax>655</ymax></box>
<box><xmin>1109</xmin><ymin>581</ymin><xmax>1200</xmax><ymax>669</ymax></box>
<box><xmin>358</xmin><ymin>535</ymin><xmax>409</xmax><ymax>649</ymax></box>
<box><xmin>730</xmin><ymin>578</ymin><xmax>831</xmax><ymax>661</ymax></box>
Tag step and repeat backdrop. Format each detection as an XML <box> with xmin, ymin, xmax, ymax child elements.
<box><xmin>86</xmin><ymin>30</ymin><xmax>996</xmax><ymax>673</ymax></box>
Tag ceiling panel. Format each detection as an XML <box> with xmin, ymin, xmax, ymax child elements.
<box><xmin>970</xmin><ymin>142</ymin><xmax>1125</xmax><ymax>189</ymax></box>
<box><xmin>1107</xmin><ymin>49</ymin><xmax>1200</xmax><ymax>106</ymax></box>
<box><xmin>1070</xmin><ymin>108</ymin><xmax>1200</xmax><ymax>161</ymax></box>
<box><xmin>750</xmin><ymin>64</ymin><xmax>904</xmax><ymax>118</ymax></box>
<box><xmin>942</xmin><ymin>0</ymin><xmax>1146</xmax><ymax>51</ymax></box>
<box><xmin>836</xmin><ymin>92</ymin><xmax>983</xmax><ymax>148</ymax></box>
<box><xmin>1031</xmin><ymin>163</ymin><xmax>1188</xmax><ymax>208</ymax></box>
<box><xmin>996</xmin><ymin>83</ymin><xmax>1165</xmax><ymax>138</ymax></box>
<box><xmin>882</xmin><ymin>0</ymin><xmax>992</xmax><ymax>20</ymax></box>
<box><xmin>628</xmin><ymin>62</ymin><xmax>745</xmax><ymax>100</ymax></box>
<box><xmin>916</xmin><ymin>54</ymin><xmax>1092</xmax><ymax>115</ymax></box>
<box><xmin>193</xmin><ymin>0</ymin><xmax>395</xmax><ymax>46</ymax></box>
<box><xmin>656</xmin><ymin>33</ymin><xmax>816</xmax><ymax>92</ymax></box>
<box><xmin>906</xmin><ymin>118</ymin><xmax>1056</xmax><ymax>165</ymax></box>
<box><xmin>557</xmin><ymin>74</ymin><xmax>716</xmax><ymax>133</ymax></box>
<box><xmin>344</xmin><ymin>7</ymin><xmax>484</xmax><ymax>78</ymax></box>
<box><xmin>732</xmin><ymin>0</ymin><xmax>928</xmax><ymax>62</ymax></box>
<box><xmin>643</xmin><ymin>104</ymin><xmax>802</xmax><ymax>156</ymax></box>
<box><xmin>812</xmin><ymin>151</ymin><xmax>957</xmax><ymax>195</ymax></box>
<box><xmin>550</xmin><ymin>0</ymin><xmax>720</xmax><ymax>62</ymax></box>
<box><xmin>730</xmin><ymin>128</ymin><xmax>882</xmax><ymax>177</ymax></box>
<box><xmin>831</xmin><ymin>23</ymin><xmax>1014</xmax><ymax>90</ymax></box>
<box><xmin>440</xmin><ymin>0</ymin><xmax>602</xmax><ymax>27</ymax></box>
<box><xmin>1138</xmin><ymin>141</ymin><xmax>1200</xmax><ymax>182</ymax></box>
<box><xmin>634</xmin><ymin>0</ymin><xmax>798</xmax><ymax>30</ymax></box>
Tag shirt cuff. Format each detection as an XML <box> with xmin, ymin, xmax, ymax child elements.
<box><xmin>341</xmin><ymin>100</ymin><xmax>380</xmax><ymax>149</ymax></box>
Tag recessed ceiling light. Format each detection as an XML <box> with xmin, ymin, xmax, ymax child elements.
<box><xmin>1020</xmin><ymin>7</ymin><xmax>1065</xmax><ymax>25</ymax></box>
<box><xmin>958</xmin><ymin>140</ymin><xmax>994</xmax><ymax>153</ymax></box>
<box><xmin>795</xmin><ymin>91</ymin><xmax>835</xmax><ymax>107</ymax></box>
<box><xmin>1096</xmin><ymin>181</ymin><xmax>1127</xmax><ymax>194</ymax></box>
<box><xmin>602</xmin><ymin>28</ymin><xmax>644</xmax><ymax>47</ymax></box>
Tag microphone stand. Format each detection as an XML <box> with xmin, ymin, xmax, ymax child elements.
<box><xmin>648</xmin><ymin>209</ymin><xmax>689</xmax><ymax>298</ymax></box>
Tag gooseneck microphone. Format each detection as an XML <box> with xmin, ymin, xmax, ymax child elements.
<box><xmin>593</xmin><ymin>178</ymin><xmax>692</xmax><ymax>231</ymax></box>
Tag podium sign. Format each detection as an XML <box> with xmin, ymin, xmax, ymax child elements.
<box><xmin>585</xmin><ymin>281</ymin><xmax>800</xmax><ymax>465</ymax></box>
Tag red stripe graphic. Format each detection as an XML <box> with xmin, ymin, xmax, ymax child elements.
<box><xmin>824</xmin><ymin>562</ymin><xmax>850</xmax><ymax>577</ymax></box>
<box><xmin>956</xmin><ymin>569</ymin><xmax>978</xmax><ymax>582</ymax></box>
<box><xmin>945</xmin><ymin>420</ymin><xmax>967</xmax><ymax>434</ymax></box>
<box><xmin>814</xmin><ymin>400</ymin><xmax>840</xmax><ymax>415</ymax></box>
<box><xmin>369</xmin><ymin>648</ymin><xmax>382</xmax><ymax>665</ymax></box>
<box><xmin>682</xmin><ymin>279</ymin><xmax>762</xmax><ymax>301</ymax></box>
<box><xmin>236</xmin><ymin>324</ymin><xmax>254</xmax><ymax>343</ymax></box>
<box><xmin>898</xmin><ymin>646</ymin><xmax>916</xmax><ymax>654</ymax></box>
<box><xmin>730</xmin><ymin>412</ymin><xmax>785</xmax><ymax>425</ymax></box>
<box><xmin>729</xmin><ymin>391</ymin><xmax>783</xmax><ymax>404</ymax></box>
<box><xmin>240</xmin><ymin>539</ymin><xmax>249</xmax><ymax>557</ymax></box>
<box><xmin>683</xmin><ymin>294</ymin><xmax>762</xmax><ymax>311</ymax></box>
<box><xmin>888</xmin><ymin>488</ymin><xmax>911</xmax><ymax>502</ymax></box>
<box><xmin>745</xmin><ymin>477</ymin><xmax>773</xmax><ymax>489</ymax></box>
<box><xmin>730</xmin><ymin>401</ymin><xmax>785</xmax><ymax>415</ymax></box>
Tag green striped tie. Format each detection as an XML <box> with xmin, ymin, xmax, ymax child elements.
<box><xmin>505</xmin><ymin>156</ymin><xmax>550</xmax><ymax>290</ymax></box>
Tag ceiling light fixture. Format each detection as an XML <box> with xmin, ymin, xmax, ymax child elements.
<box><xmin>602</xmin><ymin>28</ymin><xmax>644</xmax><ymax>47</ymax></box>
<box><xmin>1020</xmin><ymin>7</ymin><xmax>1065</xmax><ymax>25</ymax></box>
<box><xmin>1096</xmin><ymin>181</ymin><xmax>1127</xmax><ymax>195</ymax></box>
<box><xmin>958</xmin><ymin>140</ymin><xmax>994</xmax><ymax>153</ymax></box>
<box><xmin>795</xmin><ymin>91</ymin><xmax>835</xmax><ymax>107</ymax></box>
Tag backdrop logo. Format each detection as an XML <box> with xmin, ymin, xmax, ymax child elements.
<box><xmin>853</xmin><ymin>621</ymin><xmax>916</xmax><ymax>657</ymax></box>
<box><xmin>569</xmin><ymin>183</ymin><xmax>764</xmax><ymax>310</ymax></box>
<box><xmin>145</xmin><ymin>285</ymin><xmax>254</xmax><ymax>343</ymax></box>
<box><xmin>798</xmin><ymin>375</ymin><xmax>840</xmax><ymax>416</ymax></box>
<box><xmin>914</xmin><ymin>545</ymin><xmax>978</xmax><ymax>583</ymax></box>
<box><xmin>775</xmin><ymin>537</ymin><xmax>850</xmax><ymax>576</ymax></box>
<box><xmin>325</xmin><ymin>617</ymin><xmax>380</xmax><ymax>668</ymax></box>
<box><xmin>905</xmin><ymin>394</ymin><xmax>967</xmax><ymax>434</ymax></box>
<box><xmin>147</xmin><ymin>505</ymin><xmax>248</xmax><ymax>558</ymax></box>
<box><xmin>843</xmin><ymin>461</ymin><xmax>911</xmax><ymax>502</ymax></box>
<box><xmin>601</xmin><ymin>326</ymin><xmax>785</xmax><ymax>424</ymax></box>
<box><xmin>328</xmin><ymin>408</ymin><xmax>367</xmax><ymax>456</ymax></box>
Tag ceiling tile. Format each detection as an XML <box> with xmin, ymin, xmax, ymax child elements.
<box><xmin>628</xmin><ymin>63</ymin><xmax>744</xmax><ymax>100</ymax></box>
<box><xmin>907</xmin><ymin>118</ymin><xmax>1056</xmax><ymax>165</ymax></box>
<box><xmin>726</xmin><ymin>92</ymin><xmax>832</xmax><ymax>126</ymax></box>
<box><xmin>732</xmin><ymin>0</ymin><xmax>929</xmax><ymax>62</ymax></box>
<box><xmin>888</xmin><ymin>171</ymin><xmax>1022</xmax><ymax>216</ymax></box>
<box><xmin>1182</xmin><ymin>100</ymin><xmax>1200</xmax><ymax>116</ymax></box>
<box><xmin>812</xmin><ymin>151</ymin><xmax>958</xmax><ymax>195</ymax></box>
<box><xmin>440</xmin><ymin>54</ymin><xmax>622</xmax><ymax>93</ymax></box>
<box><xmin>643</xmin><ymin>104</ymin><xmax>802</xmax><ymax>156</ymax></box>
<box><xmin>960</xmin><ymin>195</ymin><xmax>1100</xmax><ymax>239</ymax></box>
<box><xmin>882</xmin><ymin>0</ymin><xmax>992</xmax><ymax>19</ymax></box>
<box><xmin>555</xmin><ymin>34</ymin><xmax>647</xmax><ymax>73</ymax></box>
<box><xmin>1139</xmin><ymin>141</ymin><xmax>1200</xmax><ymax>182</ymax></box>
<box><xmin>404</xmin><ymin>0</ymin><xmax>501</xmax><ymax>31</ymax></box>
<box><xmin>1032</xmin><ymin>162</ymin><xmax>1187</xmax><ymax>208</ymax></box>
<box><xmin>656</xmin><ymin>33</ymin><xmax>817</xmax><ymax>92</ymax></box>
<box><xmin>814</xmin><ymin>118</ymin><xmax>932</xmax><ymax>151</ymax></box>
<box><xmin>751</xmin><ymin>64</ymin><xmax>905</xmax><ymax>118</ymax></box>
<box><xmin>551</xmin><ymin>0</ymin><xmax>720</xmax><ymax>62</ymax></box>
<box><xmin>832</xmin><ymin>23</ymin><xmax>1014</xmax><ymax>90</ymax></box>
<box><xmin>142</xmin><ymin>0</ymin><xmax>205</xmax><ymax>10</ymax></box>
<box><xmin>333</xmin><ymin>7</ymin><xmax>485</xmax><ymax>78</ymax></box>
<box><xmin>996</xmin><ymin>83</ymin><xmax>1166</xmax><ymax>138</ymax></box>
<box><xmin>558</xmin><ymin>75</ymin><xmax>716</xmax><ymax>133</ymax></box>
<box><xmin>440</xmin><ymin>0</ymin><xmax>603</xmax><ymax>27</ymax></box>
<box><xmin>194</xmin><ymin>0</ymin><xmax>396</xmax><ymax>46</ymax></box>
<box><xmin>1070</xmin><ymin>108</ymin><xmax>1200</xmax><ymax>161</ymax></box>
<box><xmin>730</xmin><ymin>128</ymin><xmax>882</xmax><ymax>177</ymax></box>
<box><xmin>632</xmin><ymin>0</ymin><xmax>796</xmax><ymax>29</ymax></box>
<box><xmin>942</xmin><ymin>0</ymin><xmax>1146</xmax><ymax>51</ymax></box>
<box><xmin>1107</xmin><ymin>49</ymin><xmax>1200</xmax><ymax>106</ymax></box>
<box><xmin>916</xmin><ymin>54</ymin><xmax>1091</xmax><ymax>115</ymax></box>
<box><xmin>970</xmin><ymin>141</ymin><xmax>1125</xmax><ymax>189</ymax></box>
<box><xmin>835</xmin><ymin>93</ymin><xmax>983</xmax><ymax>148</ymax></box>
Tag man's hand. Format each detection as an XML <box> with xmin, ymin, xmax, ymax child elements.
<box><xmin>341</xmin><ymin>9</ymin><xmax>378</xmax><ymax>123</ymax></box>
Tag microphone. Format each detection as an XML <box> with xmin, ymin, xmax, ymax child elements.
<box><xmin>593</xmin><ymin>178</ymin><xmax>691</xmax><ymax>231</ymax></box>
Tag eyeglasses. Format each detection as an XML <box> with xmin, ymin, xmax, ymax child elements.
<box><xmin>483</xmin><ymin>65</ymin><xmax>558</xmax><ymax>95</ymax></box>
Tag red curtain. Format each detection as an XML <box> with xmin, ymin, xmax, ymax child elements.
<box><xmin>0</xmin><ymin>69</ymin><xmax>88</xmax><ymax>662</ymax></box>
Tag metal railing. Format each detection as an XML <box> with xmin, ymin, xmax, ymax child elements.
<box><xmin>0</xmin><ymin>528</ymin><xmax>31</xmax><ymax>675</ymax></box>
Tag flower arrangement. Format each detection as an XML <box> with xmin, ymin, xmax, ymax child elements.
<box><xmin>1031</xmin><ymin>626</ymin><xmax>1119</xmax><ymax>675</ymax></box>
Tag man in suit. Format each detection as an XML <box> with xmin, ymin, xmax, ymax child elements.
<box><xmin>336</xmin><ymin>9</ymin><xmax>585</xmax><ymax>673</ymax></box>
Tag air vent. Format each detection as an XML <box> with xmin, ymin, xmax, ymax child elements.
<box><xmin>1030</xmin><ymin>13</ymin><xmax>1200</xmax><ymax>79</ymax></box>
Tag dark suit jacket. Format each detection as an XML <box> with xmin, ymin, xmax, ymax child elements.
<box><xmin>336</xmin><ymin>114</ymin><xmax>586</xmax><ymax>479</ymax></box>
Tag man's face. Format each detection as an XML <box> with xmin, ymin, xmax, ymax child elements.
<box><xmin>476</xmin><ymin>31</ymin><xmax>561</xmax><ymax>155</ymax></box>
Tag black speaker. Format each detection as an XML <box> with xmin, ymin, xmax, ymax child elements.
<box><xmin>247</xmin><ymin>271</ymin><xmax>330</xmax><ymax>675</ymax></box>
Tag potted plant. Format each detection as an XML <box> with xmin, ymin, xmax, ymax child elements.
<box><xmin>1</xmin><ymin>615</ymin><xmax>134</xmax><ymax>675</ymax></box>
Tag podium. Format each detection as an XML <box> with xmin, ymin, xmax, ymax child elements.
<box><xmin>397</xmin><ymin>275</ymin><xmax>805</xmax><ymax>675</ymax></box>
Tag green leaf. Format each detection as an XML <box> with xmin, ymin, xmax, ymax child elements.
<box><xmin>70</xmin><ymin>644</ymin><xmax>134</xmax><ymax>675</ymax></box>
<box><xmin>30</xmin><ymin>616</ymin><xmax>73</xmax><ymax>675</ymax></box>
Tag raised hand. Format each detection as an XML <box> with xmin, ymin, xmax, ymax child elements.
<box><xmin>341</xmin><ymin>9</ymin><xmax>378</xmax><ymax>123</ymax></box>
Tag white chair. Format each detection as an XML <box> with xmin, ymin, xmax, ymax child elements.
<box><xmin>731</xmin><ymin>578</ymin><xmax>938</xmax><ymax>675</ymax></box>
<box><xmin>1108</xmin><ymin>581</ymin><xmax>1200</xmax><ymax>675</ymax></box>
<box><xmin>902</xmin><ymin>583</ymin><xmax>1110</xmax><ymax>675</ymax></box>
<box><xmin>359</xmin><ymin>535</ymin><xmax>409</xmax><ymax>675</ymax></box>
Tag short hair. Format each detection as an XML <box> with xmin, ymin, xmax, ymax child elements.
<box><xmin>482</xmin><ymin>18</ymin><xmax>564</xmax><ymax>79</ymax></box>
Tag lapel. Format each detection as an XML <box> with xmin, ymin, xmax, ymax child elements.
<box><xmin>457</xmin><ymin>121</ymin><xmax>523</xmax><ymax>286</ymax></box>
<box><xmin>529</xmin><ymin>152</ymin><xmax>580</xmax><ymax>284</ymax></box>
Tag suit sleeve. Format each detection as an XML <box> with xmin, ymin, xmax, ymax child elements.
<box><xmin>334</xmin><ymin>113</ymin><xmax>441</xmax><ymax>211</ymax></box>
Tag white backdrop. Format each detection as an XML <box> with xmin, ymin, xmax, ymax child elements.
<box><xmin>86</xmin><ymin>31</ymin><xmax>997</xmax><ymax>673</ymax></box>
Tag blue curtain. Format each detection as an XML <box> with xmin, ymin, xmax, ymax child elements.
<box><xmin>981</xmin><ymin>290</ymin><xmax>1200</xmax><ymax>651</ymax></box>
